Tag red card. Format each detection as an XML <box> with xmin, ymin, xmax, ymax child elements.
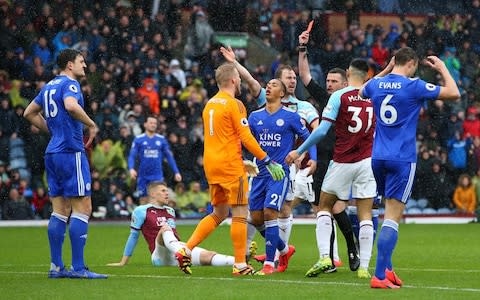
<box><xmin>306</xmin><ymin>20</ymin><xmax>314</xmax><ymax>33</ymax></box>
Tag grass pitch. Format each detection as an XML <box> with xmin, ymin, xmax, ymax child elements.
<box><xmin>1</xmin><ymin>223</ymin><xmax>479</xmax><ymax>299</ymax></box>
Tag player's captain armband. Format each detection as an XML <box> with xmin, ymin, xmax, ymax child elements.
<box><xmin>243</xmin><ymin>160</ymin><xmax>259</xmax><ymax>177</ymax></box>
<box><xmin>240</xmin><ymin>117</ymin><xmax>249</xmax><ymax>126</ymax></box>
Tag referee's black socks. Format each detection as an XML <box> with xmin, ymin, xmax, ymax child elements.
<box><xmin>333</xmin><ymin>210</ymin><xmax>357</xmax><ymax>254</ymax></box>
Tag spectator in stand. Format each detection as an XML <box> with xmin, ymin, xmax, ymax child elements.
<box><xmin>91</xmin><ymin>179</ymin><xmax>108</xmax><ymax>218</ymax></box>
<box><xmin>184</xmin><ymin>10</ymin><xmax>214</xmax><ymax>70</ymax></box>
<box><xmin>3</xmin><ymin>187</ymin><xmax>34</xmax><ymax>220</ymax></box>
<box><xmin>470</xmin><ymin>136</ymin><xmax>480</xmax><ymax>171</ymax></box>
<box><xmin>172</xmin><ymin>134</ymin><xmax>195</xmax><ymax>185</ymax></box>
<box><xmin>0</xmin><ymin>98</ymin><xmax>16</xmax><ymax>137</ymax></box>
<box><xmin>169</xmin><ymin>59</ymin><xmax>187</xmax><ymax>89</ymax></box>
<box><xmin>0</xmin><ymin>161</ymin><xmax>10</xmax><ymax>209</ymax></box>
<box><xmin>448</xmin><ymin>131</ymin><xmax>472</xmax><ymax>178</ymax></box>
<box><xmin>136</xmin><ymin>77</ymin><xmax>160</xmax><ymax>116</ymax></box>
<box><xmin>32</xmin><ymin>186</ymin><xmax>50</xmax><ymax>219</ymax></box>
<box><xmin>118</xmin><ymin>123</ymin><xmax>134</xmax><ymax>158</ymax></box>
<box><xmin>441</xmin><ymin>47</ymin><xmax>461</xmax><ymax>83</ymax></box>
<box><xmin>423</xmin><ymin>160</ymin><xmax>454</xmax><ymax>210</ymax></box>
<box><xmin>176</xmin><ymin>181</ymin><xmax>209</xmax><ymax>218</ymax></box>
<box><xmin>371</xmin><ymin>39</ymin><xmax>390</xmax><ymax>69</ymax></box>
<box><xmin>92</xmin><ymin>139</ymin><xmax>127</xmax><ymax>180</ymax></box>
<box><xmin>412</xmin><ymin>150</ymin><xmax>433</xmax><ymax>199</ymax></box>
<box><xmin>383</xmin><ymin>23</ymin><xmax>400</xmax><ymax>49</ymax></box>
<box><xmin>442</xmin><ymin>111</ymin><xmax>464</xmax><ymax>147</ymax></box>
<box><xmin>471</xmin><ymin>169</ymin><xmax>480</xmax><ymax>210</ymax></box>
<box><xmin>463</xmin><ymin>106</ymin><xmax>480</xmax><ymax>138</ymax></box>
<box><xmin>453</xmin><ymin>174</ymin><xmax>477</xmax><ymax>214</ymax></box>
<box><xmin>107</xmin><ymin>189</ymin><xmax>130</xmax><ymax>219</ymax></box>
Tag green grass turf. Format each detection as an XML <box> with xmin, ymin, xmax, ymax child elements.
<box><xmin>0</xmin><ymin>223</ymin><xmax>479</xmax><ymax>299</ymax></box>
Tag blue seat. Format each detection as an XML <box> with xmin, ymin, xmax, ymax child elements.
<box><xmin>422</xmin><ymin>208</ymin><xmax>437</xmax><ymax>214</ymax></box>
<box><xmin>417</xmin><ymin>198</ymin><xmax>429</xmax><ymax>209</ymax></box>
<box><xmin>437</xmin><ymin>207</ymin><xmax>453</xmax><ymax>214</ymax></box>
<box><xmin>407</xmin><ymin>207</ymin><xmax>422</xmax><ymax>215</ymax></box>
<box><xmin>406</xmin><ymin>199</ymin><xmax>418</xmax><ymax>209</ymax></box>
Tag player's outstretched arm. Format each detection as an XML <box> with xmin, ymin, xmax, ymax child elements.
<box><xmin>107</xmin><ymin>255</ymin><xmax>130</xmax><ymax>267</ymax></box>
<box><xmin>23</xmin><ymin>101</ymin><xmax>49</xmax><ymax>133</ymax></box>
<box><xmin>107</xmin><ymin>229</ymin><xmax>140</xmax><ymax>267</ymax></box>
<box><xmin>220</xmin><ymin>46</ymin><xmax>262</xmax><ymax>97</ymax></box>
<box><xmin>423</xmin><ymin>56</ymin><xmax>460</xmax><ymax>101</ymax></box>
<box><xmin>296</xmin><ymin>120</ymin><xmax>332</xmax><ymax>157</ymax></box>
<box><xmin>298</xmin><ymin>31</ymin><xmax>312</xmax><ymax>86</ymax></box>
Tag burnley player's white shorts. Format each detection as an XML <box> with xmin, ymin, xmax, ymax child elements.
<box><xmin>321</xmin><ymin>157</ymin><xmax>377</xmax><ymax>200</ymax></box>
<box><xmin>293</xmin><ymin>167</ymin><xmax>315</xmax><ymax>203</ymax></box>
<box><xmin>151</xmin><ymin>241</ymin><xmax>206</xmax><ymax>266</ymax></box>
<box><xmin>285</xmin><ymin>164</ymin><xmax>296</xmax><ymax>201</ymax></box>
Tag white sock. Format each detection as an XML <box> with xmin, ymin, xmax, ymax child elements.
<box><xmin>332</xmin><ymin>219</ymin><xmax>340</xmax><ymax>261</ymax></box>
<box><xmin>246</xmin><ymin>222</ymin><xmax>257</xmax><ymax>256</ymax></box>
<box><xmin>277</xmin><ymin>215</ymin><xmax>292</xmax><ymax>260</ymax></box>
<box><xmin>278</xmin><ymin>215</ymin><xmax>292</xmax><ymax>245</ymax></box>
<box><xmin>316</xmin><ymin>211</ymin><xmax>332</xmax><ymax>258</ymax></box>
<box><xmin>359</xmin><ymin>220</ymin><xmax>374</xmax><ymax>269</ymax></box>
<box><xmin>162</xmin><ymin>230</ymin><xmax>182</xmax><ymax>253</ymax></box>
<box><xmin>210</xmin><ymin>254</ymin><xmax>235</xmax><ymax>266</ymax></box>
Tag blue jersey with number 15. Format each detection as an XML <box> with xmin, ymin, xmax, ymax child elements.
<box><xmin>33</xmin><ymin>75</ymin><xmax>85</xmax><ymax>154</ymax></box>
<box><xmin>362</xmin><ymin>74</ymin><xmax>440</xmax><ymax>162</ymax></box>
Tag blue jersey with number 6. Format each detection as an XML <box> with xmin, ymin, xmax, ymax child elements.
<box><xmin>362</xmin><ymin>74</ymin><xmax>440</xmax><ymax>162</ymax></box>
<box><xmin>33</xmin><ymin>75</ymin><xmax>85</xmax><ymax>153</ymax></box>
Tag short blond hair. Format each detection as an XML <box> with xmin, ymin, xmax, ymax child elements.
<box><xmin>215</xmin><ymin>63</ymin><xmax>238</xmax><ymax>88</ymax></box>
<box><xmin>147</xmin><ymin>181</ymin><xmax>167</xmax><ymax>196</ymax></box>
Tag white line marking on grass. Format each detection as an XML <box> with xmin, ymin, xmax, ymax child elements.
<box><xmin>3</xmin><ymin>265</ymin><xmax>479</xmax><ymax>273</ymax></box>
<box><xmin>1</xmin><ymin>271</ymin><xmax>479</xmax><ymax>293</ymax></box>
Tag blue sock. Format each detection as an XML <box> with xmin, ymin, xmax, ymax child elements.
<box><xmin>69</xmin><ymin>213</ymin><xmax>89</xmax><ymax>271</ymax></box>
<box><xmin>374</xmin><ymin>219</ymin><xmax>398</xmax><ymax>279</ymax></box>
<box><xmin>372</xmin><ymin>209</ymin><xmax>379</xmax><ymax>242</ymax></box>
<box><xmin>48</xmin><ymin>213</ymin><xmax>68</xmax><ymax>269</ymax></box>
<box><xmin>348</xmin><ymin>206</ymin><xmax>360</xmax><ymax>242</ymax></box>
<box><xmin>264</xmin><ymin>220</ymin><xmax>283</xmax><ymax>263</ymax></box>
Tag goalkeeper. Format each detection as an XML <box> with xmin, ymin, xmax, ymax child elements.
<box><xmin>246</xmin><ymin>79</ymin><xmax>317</xmax><ymax>275</ymax></box>
<box><xmin>174</xmin><ymin>63</ymin><xmax>285</xmax><ymax>276</ymax></box>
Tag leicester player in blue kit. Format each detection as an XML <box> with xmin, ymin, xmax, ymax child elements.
<box><xmin>220</xmin><ymin>46</ymin><xmax>318</xmax><ymax>264</ymax></box>
<box><xmin>128</xmin><ymin>116</ymin><xmax>182</xmax><ymax>204</ymax></box>
<box><xmin>360</xmin><ymin>47</ymin><xmax>460</xmax><ymax>288</ymax></box>
<box><xmin>248</xmin><ymin>79</ymin><xmax>317</xmax><ymax>275</ymax></box>
<box><xmin>23</xmin><ymin>49</ymin><xmax>107</xmax><ymax>279</ymax></box>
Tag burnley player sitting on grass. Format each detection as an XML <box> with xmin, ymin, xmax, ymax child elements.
<box><xmin>108</xmin><ymin>182</ymin><xmax>234</xmax><ymax>271</ymax></box>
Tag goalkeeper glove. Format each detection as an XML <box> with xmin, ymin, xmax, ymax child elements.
<box><xmin>243</xmin><ymin>160</ymin><xmax>259</xmax><ymax>177</ymax></box>
<box><xmin>262</xmin><ymin>156</ymin><xmax>285</xmax><ymax>181</ymax></box>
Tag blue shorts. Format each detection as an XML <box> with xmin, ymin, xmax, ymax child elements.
<box><xmin>371</xmin><ymin>159</ymin><xmax>416</xmax><ymax>203</ymax></box>
<box><xmin>249</xmin><ymin>176</ymin><xmax>289</xmax><ymax>212</ymax></box>
<box><xmin>45</xmin><ymin>152</ymin><xmax>91</xmax><ymax>197</ymax></box>
<box><xmin>137</xmin><ymin>176</ymin><xmax>164</xmax><ymax>197</ymax></box>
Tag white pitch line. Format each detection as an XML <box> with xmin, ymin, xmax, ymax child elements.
<box><xmin>0</xmin><ymin>271</ymin><xmax>479</xmax><ymax>293</ymax></box>
<box><xmin>1</xmin><ymin>265</ymin><xmax>479</xmax><ymax>273</ymax></box>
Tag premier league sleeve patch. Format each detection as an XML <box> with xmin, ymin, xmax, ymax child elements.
<box><xmin>69</xmin><ymin>84</ymin><xmax>78</xmax><ymax>93</ymax></box>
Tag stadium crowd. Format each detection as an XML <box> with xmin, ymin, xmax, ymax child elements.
<box><xmin>0</xmin><ymin>0</ymin><xmax>479</xmax><ymax>220</ymax></box>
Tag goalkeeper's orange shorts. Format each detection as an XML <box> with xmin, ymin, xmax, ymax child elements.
<box><xmin>209</xmin><ymin>174</ymin><xmax>248</xmax><ymax>206</ymax></box>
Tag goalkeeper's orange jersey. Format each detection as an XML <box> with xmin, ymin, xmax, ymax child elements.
<box><xmin>202</xmin><ymin>90</ymin><xmax>267</xmax><ymax>184</ymax></box>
